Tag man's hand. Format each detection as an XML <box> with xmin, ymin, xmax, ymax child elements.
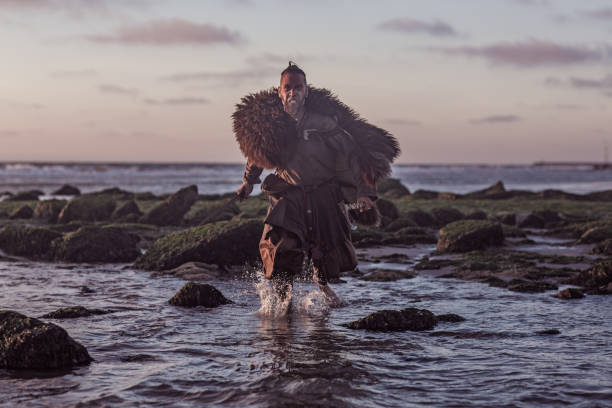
<box><xmin>356</xmin><ymin>196</ymin><xmax>374</xmax><ymax>212</ymax></box>
<box><xmin>236</xmin><ymin>182</ymin><xmax>253</xmax><ymax>201</ymax></box>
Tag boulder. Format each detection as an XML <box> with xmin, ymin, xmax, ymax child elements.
<box><xmin>89</xmin><ymin>187</ymin><xmax>133</xmax><ymax>200</ymax></box>
<box><xmin>345</xmin><ymin>308</ymin><xmax>437</xmax><ymax>332</ymax></box>
<box><xmin>351</xmin><ymin>227</ymin><xmax>384</xmax><ymax>248</ymax></box>
<box><xmin>51</xmin><ymin>225</ymin><xmax>140</xmax><ymax>263</ymax></box>
<box><xmin>404</xmin><ymin>209</ymin><xmax>436</xmax><ymax>227</ymax></box>
<box><xmin>152</xmin><ymin>261</ymin><xmax>227</xmax><ymax>281</ymax></box>
<box><xmin>0</xmin><ymin>310</ymin><xmax>92</xmax><ymax>369</ymax></box>
<box><xmin>186</xmin><ymin>200</ymin><xmax>240</xmax><ymax>226</ymax></box>
<box><xmin>502</xmin><ymin>225</ymin><xmax>527</xmax><ymax>238</ymax></box>
<box><xmin>577</xmin><ymin>226</ymin><xmax>612</xmax><ymax>244</ymax></box>
<box><xmin>518</xmin><ymin>213</ymin><xmax>545</xmax><ymax>229</ymax></box>
<box><xmin>360</xmin><ymin>269</ymin><xmax>415</xmax><ymax>281</ymax></box>
<box><xmin>377</xmin><ymin>178</ymin><xmax>410</xmax><ymax>198</ymax></box>
<box><xmin>141</xmin><ymin>185</ymin><xmax>198</xmax><ymax>226</ymax></box>
<box><xmin>593</xmin><ymin>239</ymin><xmax>612</xmax><ymax>255</ymax></box>
<box><xmin>33</xmin><ymin>199</ymin><xmax>66</xmax><ymax>223</ymax></box>
<box><xmin>57</xmin><ymin>195</ymin><xmax>116</xmax><ymax>223</ymax></box>
<box><xmin>384</xmin><ymin>217</ymin><xmax>418</xmax><ymax>232</ymax></box>
<box><xmin>431</xmin><ymin>207</ymin><xmax>464</xmax><ymax>226</ymax></box>
<box><xmin>0</xmin><ymin>225</ymin><xmax>62</xmax><ymax>259</ymax></box>
<box><xmin>571</xmin><ymin>261</ymin><xmax>612</xmax><ymax>291</ymax></box>
<box><xmin>7</xmin><ymin>190</ymin><xmax>43</xmax><ymax>201</ymax></box>
<box><xmin>134</xmin><ymin>219</ymin><xmax>263</xmax><ymax>271</ymax></box>
<box><xmin>52</xmin><ymin>184</ymin><xmax>81</xmax><ymax>196</ymax></box>
<box><xmin>168</xmin><ymin>282</ymin><xmax>232</xmax><ymax>308</ymax></box>
<box><xmin>9</xmin><ymin>204</ymin><xmax>33</xmax><ymax>219</ymax></box>
<box><xmin>554</xmin><ymin>288</ymin><xmax>584</xmax><ymax>299</ymax></box>
<box><xmin>507</xmin><ymin>280</ymin><xmax>558</xmax><ymax>293</ymax></box>
<box><xmin>437</xmin><ymin>220</ymin><xmax>504</xmax><ymax>253</ymax></box>
<box><xmin>112</xmin><ymin>200</ymin><xmax>142</xmax><ymax>221</ymax></box>
<box><xmin>375</xmin><ymin>199</ymin><xmax>399</xmax><ymax>221</ymax></box>
<box><xmin>497</xmin><ymin>212</ymin><xmax>516</xmax><ymax>226</ymax></box>
<box><xmin>383</xmin><ymin>227</ymin><xmax>437</xmax><ymax>245</ymax></box>
<box><xmin>465</xmin><ymin>210</ymin><xmax>488</xmax><ymax>220</ymax></box>
<box><xmin>464</xmin><ymin>180</ymin><xmax>506</xmax><ymax>199</ymax></box>
<box><xmin>41</xmin><ymin>306</ymin><xmax>111</xmax><ymax>319</ymax></box>
<box><xmin>436</xmin><ymin>314</ymin><xmax>465</xmax><ymax>322</ymax></box>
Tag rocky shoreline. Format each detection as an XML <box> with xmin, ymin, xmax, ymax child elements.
<box><xmin>1</xmin><ymin>179</ymin><xmax>611</xmax><ymax>367</ymax></box>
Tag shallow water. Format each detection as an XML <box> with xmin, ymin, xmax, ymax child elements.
<box><xmin>1</xmin><ymin>248</ymin><xmax>611</xmax><ymax>408</ymax></box>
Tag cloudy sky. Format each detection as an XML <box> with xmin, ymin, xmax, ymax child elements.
<box><xmin>1</xmin><ymin>0</ymin><xmax>611</xmax><ymax>164</ymax></box>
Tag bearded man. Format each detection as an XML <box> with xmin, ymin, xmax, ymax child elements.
<box><xmin>233</xmin><ymin>62</ymin><xmax>399</xmax><ymax>305</ymax></box>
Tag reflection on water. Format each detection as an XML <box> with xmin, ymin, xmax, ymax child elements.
<box><xmin>1</xmin><ymin>255</ymin><xmax>611</xmax><ymax>407</ymax></box>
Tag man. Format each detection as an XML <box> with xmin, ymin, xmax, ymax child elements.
<box><xmin>233</xmin><ymin>62</ymin><xmax>399</xmax><ymax>305</ymax></box>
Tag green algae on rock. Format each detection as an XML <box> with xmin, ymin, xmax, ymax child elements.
<box><xmin>51</xmin><ymin>225</ymin><xmax>140</xmax><ymax>263</ymax></box>
<box><xmin>168</xmin><ymin>282</ymin><xmax>233</xmax><ymax>308</ymax></box>
<box><xmin>33</xmin><ymin>199</ymin><xmax>67</xmax><ymax>223</ymax></box>
<box><xmin>0</xmin><ymin>310</ymin><xmax>92</xmax><ymax>369</ymax></box>
<box><xmin>437</xmin><ymin>220</ymin><xmax>504</xmax><ymax>253</ymax></box>
<box><xmin>141</xmin><ymin>185</ymin><xmax>198</xmax><ymax>226</ymax></box>
<box><xmin>134</xmin><ymin>219</ymin><xmax>263</xmax><ymax>271</ymax></box>
<box><xmin>57</xmin><ymin>194</ymin><xmax>116</xmax><ymax>223</ymax></box>
<box><xmin>0</xmin><ymin>224</ymin><xmax>62</xmax><ymax>259</ymax></box>
<box><xmin>377</xmin><ymin>177</ymin><xmax>410</xmax><ymax>198</ymax></box>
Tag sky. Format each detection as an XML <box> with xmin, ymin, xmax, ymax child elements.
<box><xmin>0</xmin><ymin>0</ymin><xmax>611</xmax><ymax>164</ymax></box>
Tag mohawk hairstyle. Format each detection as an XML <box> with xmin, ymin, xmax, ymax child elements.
<box><xmin>280</xmin><ymin>61</ymin><xmax>306</xmax><ymax>84</ymax></box>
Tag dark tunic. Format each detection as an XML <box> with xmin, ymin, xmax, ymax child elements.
<box><xmin>243</xmin><ymin>110</ymin><xmax>376</xmax><ymax>281</ymax></box>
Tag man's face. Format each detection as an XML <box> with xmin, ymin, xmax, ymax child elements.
<box><xmin>278</xmin><ymin>72</ymin><xmax>308</xmax><ymax>118</ymax></box>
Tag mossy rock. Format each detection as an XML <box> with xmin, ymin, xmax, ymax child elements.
<box><xmin>57</xmin><ymin>195</ymin><xmax>116</xmax><ymax>223</ymax></box>
<box><xmin>7</xmin><ymin>190</ymin><xmax>43</xmax><ymax>201</ymax></box>
<box><xmin>0</xmin><ymin>310</ymin><xmax>92</xmax><ymax>369</ymax></box>
<box><xmin>384</xmin><ymin>217</ymin><xmax>418</xmax><ymax>232</ymax></box>
<box><xmin>377</xmin><ymin>177</ymin><xmax>410</xmax><ymax>198</ymax></box>
<box><xmin>465</xmin><ymin>210</ymin><xmax>488</xmax><ymax>220</ymax></box>
<box><xmin>33</xmin><ymin>199</ymin><xmax>67</xmax><ymax>223</ymax></box>
<box><xmin>502</xmin><ymin>225</ymin><xmax>527</xmax><ymax>238</ymax></box>
<box><xmin>571</xmin><ymin>261</ymin><xmax>612</xmax><ymax>289</ymax></box>
<box><xmin>350</xmin><ymin>226</ymin><xmax>384</xmax><ymax>248</ymax></box>
<box><xmin>41</xmin><ymin>306</ymin><xmax>111</xmax><ymax>319</ymax></box>
<box><xmin>404</xmin><ymin>209</ymin><xmax>436</xmax><ymax>227</ymax></box>
<box><xmin>134</xmin><ymin>219</ymin><xmax>263</xmax><ymax>271</ymax></box>
<box><xmin>185</xmin><ymin>200</ymin><xmax>240</xmax><ymax>226</ymax></box>
<box><xmin>0</xmin><ymin>224</ymin><xmax>62</xmax><ymax>259</ymax></box>
<box><xmin>577</xmin><ymin>226</ymin><xmax>612</xmax><ymax>244</ymax></box>
<box><xmin>383</xmin><ymin>227</ymin><xmax>437</xmax><ymax>245</ymax></box>
<box><xmin>112</xmin><ymin>200</ymin><xmax>142</xmax><ymax>221</ymax></box>
<box><xmin>496</xmin><ymin>212</ymin><xmax>516</xmax><ymax>226</ymax></box>
<box><xmin>52</xmin><ymin>185</ymin><xmax>81</xmax><ymax>196</ymax></box>
<box><xmin>376</xmin><ymin>198</ymin><xmax>399</xmax><ymax>221</ymax></box>
<box><xmin>51</xmin><ymin>225</ymin><xmax>140</xmax><ymax>263</ymax></box>
<box><xmin>437</xmin><ymin>220</ymin><xmax>504</xmax><ymax>253</ymax></box>
<box><xmin>9</xmin><ymin>204</ymin><xmax>33</xmax><ymax>220</ymax></box>
<box><xmin>431</xmin><ymin>207</ymin><xmax>464</xmax><ymax>226</ymax></box>
<box><xmin>593</xmin><ymin>239</ymin><xmax>612</xmax><ymax>255</ymax></box>
<box><xmin>141</xmin><ymin>185</ymin><xmax>198</xmax><ymax>226</ymax></box>
<box><xmin>464</xmin><ymin>180</ymin><xmax>506</xmax><ymax>199</ymax></box>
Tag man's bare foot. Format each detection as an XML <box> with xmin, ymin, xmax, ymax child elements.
<box><xmin>316</xmin><ymin>282</ymin><xmax>344</xmax><ymax>307</ymax></box>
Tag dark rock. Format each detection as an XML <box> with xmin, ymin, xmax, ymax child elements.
<box><xmin>80</xmin><ymin>286</ymin><xmax>95</xmax><ymax>294</ymax></box>
<box><xmin>134</xmin><ymin>219</ymin><xmax>263</xmax><ymax>271</ymax></box>
<box><xmin>465</xmin><ymin>210</ymin><xmax>487</xmax><ymax>220</ymax></box>
<box><xmin>141</xmin><ymin>185</ymin><xmax>198</xmax><ymax>226</ymax></box>
<box><xmin>361</xmin><ymin>269</ymin><xmax>415</xmax><ymax>281</ymax></box>
<box><xmin>584</xmin><ymin>190</ymin><xmax>612</xmax><ymax>201</ymax></box>
<box><xmin>577</xmin><ymin>226</ymin><xmax>612</xmax><ymax>244</ymax></box>
<box><xmin>383</xmin><ymin>228</ymin><xmax>437</xmax><ymax>245</ymax></box>
<box><xmin>414</xmin><ymin>257</ymin><xmax>459</xmax><ymax>270</ymax></box>
<box><xmin>112</xmin><ymin>200</ymin><xmax>143</xmax><ymax>221</ymax></box>
<box><xmin>152</xmin><ymin>261</ymin><xmax>227</xmax><ymax>281</ymax></box>
<box><xmin>519</xmin><ymin>213</ymin><xmax>545</xmax><ymax>229</ymax></box>
<box><xmin>536</xmin><ymin>329</ymin><xmax>560</xmax><ymax>335</ymax></box>
<box><xmin>554</xmin><ymin>288</ymin><xmax>584</xmax><ymax>299</ymax></box>
<box><xmin>7</xmin><ymin>190</ymin><xmax>43</xmax><ymax>201</ymax></box>
<box><xmin>384</xmin><ymin>217</ymin><xmax>418</xmax><ymax>232</ymax></box>
<box><xmin>502</xmin><ymin>225</ymin><xmax>527</xmax><ymax>238</ymax></box>
<box><xmin>345</xmin><ymin>308</ymin><xmax>437</xmax><ymax>332</ymax></box>
<box><xmin>89</xmin><ymin>187</ymin><xmax>133</xmax><ymax>199</ymax></box>
<box><xmin>377</xmin><ymin>178</ymin><xmax>410</xmax><ymax>198</ymax></box>
<box><xmin>120</xmin><ymin>354</ymin><xmax>156</xmax><ymax>362</ymax></box>
<box><xmin>507</xmin><ymin>279</ymin><xmax>558</xmax><ymax>293</ymax></box>
<box><xmin>186</xmin><ymin>200</ymin><xmax>240</xmax><ymax>226</ymax></box>
<box><xmin>437</xmin><ymin>220</ymin><xmax>504</xmax><ymax>253</ymax></box>
<box><xmin>570</xmin><ymin>261</ymin><xmax>612</xmax><ymax>291</ymax></box>
<box><xmin>51</xmin><ymin>225</ymin><xmax>140</xmax><ymax>263</ymax></box>
<box><xmin>436</xmin><ymin>314</ymin><xmax>465</xmax><ymax>322</ymax></box>
<box><xmin>33</xmin><ymin>199</ymin><xmax>66</xmax><ymax>223</ymax></box>
<box><xmin>539</xmin><ymin>189</ymin><xmax>584</xmax><ymax>201</ymax></box>
<box><xmin>168</xmin><ymin>282</ymin><xmax>232</xmax><ymax>308</ymax></box>
<box><xmin>351</xmin><ymin>227</ymin><xmax>384</xmax><ymax>248</ymax></box>
<box><xmin>57</xmin><ymin>195</ymin><xmax>116</xmax><ymax>223</ymax></box>
<box><xmin>404</xmin><ymin>210</ymin><xmax>436</xmax><ymax>227</ymax></box>
<box><xmin>134</xmin><ymin>192</ymin><xmax>157</xmax><ymax>200</ymax></box>
<box><xmin>464</xmin><ymin>180</ymin><xmax>506</xmax><ymax>199</ymax></box>
<box><xmin>497</xmin><ymin>212</ymin><xmax>516</xmax><ymax>226</ymax></box>
<box><xmin>533</xmin><ymin>210</ymin><xmax>562</xmax><ymax>224</ymax></box>
<box><xmin>376</xmin><ymin>199</ymin><xmax>399</xmax><ymax>221</ymax></box>
<box><xmin>41</xmin><ymin>306</ymin><xmax>111</xmax><ymax>319</ymax></box>
<box><xmin>0</xmin><ymin>310</ymin><xmax>92</xmax><ymax>369</ymax></box>
<box><xmin>593</xmin><ymin>239</ymin><xmax>612</xmax><ymax>255</ymax></box>
<box><xmin>431</xmin><ymin>207</ymin><xmax>464</xmax><ymax>226</ymax></box>
<box><xmin>0</xmin><ymin>225</ymin><xmax>62</xmax><ymax>259</ymax></box>
<box><xmin>9</xmin><ymin>205</ymin><xmax>33</xmax><ymax>219</ymax></box>
<box><xmin>52</xmin><ymin>185</ymin><xmax>81</xmax><ymax>196</ymax></box>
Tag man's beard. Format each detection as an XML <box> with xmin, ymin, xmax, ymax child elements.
<box><xmin>283</xmin><ymin>98</ymin><xmax>302</xmax><ymax>117</ymax></box>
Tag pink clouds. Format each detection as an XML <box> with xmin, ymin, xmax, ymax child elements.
<box><xmin>378</xmin><ymin>18</ymin><xmax>457</xmax><ymax>37</ymax></box>
<box><xmin>99</xmin><ymin>84</ymin><xmax>139</xmax><ymax>95</ymax></box>
<box><xmin>86</xmin><ymin>19</ymin><xmax>244</xmax><ymax>46</ymax></box>
<box><xmin>583</xmin><ymin>8</ymin><xmax>612</xmax><ymax>20</ymax></box>
<box><xmin>431</xmin><ymin>39</ymin><xmax>603</xmax><ymax>67</ymax></box>
<box><xmin>144</xmin><ymin>97</ymin><xmax>209</xmax><ymax>106</ymax></box>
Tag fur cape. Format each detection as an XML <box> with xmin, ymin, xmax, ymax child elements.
<box><xmin>232</xmin><ymin>87</ymin><xmax>400</xmax><ymax>186</ymax></box>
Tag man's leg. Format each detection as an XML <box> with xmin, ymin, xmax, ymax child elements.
<box><xmin>259</xmin><ymin>226</ymin><xmax>304</xmax><ymax>300</ymax></box>
<box><xmin>312</xmin><ymin>253</ymin><xmax>344</xmax><ymax>307</ymax></box>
